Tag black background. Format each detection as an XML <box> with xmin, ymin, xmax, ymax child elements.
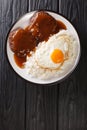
<box><xmin>0</xmin><ymin>0</ymin><xmax>87</xmax><ymax>130</ymax></box>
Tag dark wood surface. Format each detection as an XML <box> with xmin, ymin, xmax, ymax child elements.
<box><xmin>0</xmin><ymin>0</ymin><xmax>87</xmax><ymax>130</ymax></box>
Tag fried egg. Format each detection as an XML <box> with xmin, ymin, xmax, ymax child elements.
<box><xmin>35</xmin><ymin>30</ymin><xmax>71</xmax><ymax>70</ymax></box>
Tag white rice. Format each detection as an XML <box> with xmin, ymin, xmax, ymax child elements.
<box><xmin>24</xmin><ymin>30</ymin><xmax>78</xmax><ymax>80</ymax></box>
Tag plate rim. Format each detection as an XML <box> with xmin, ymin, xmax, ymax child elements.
<box><xmin>6</xmin><ymin>10</ymin><xmax>81</xmax><ymax>85</ymax></box>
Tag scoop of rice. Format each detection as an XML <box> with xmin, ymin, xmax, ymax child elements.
<box><xmin>24</xmin><ymin>30</ymin><xmax>77</xmax><ymax>80</ymax></box>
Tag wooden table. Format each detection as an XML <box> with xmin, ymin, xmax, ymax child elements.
<box><xmin>0</xmin><ymin>0</ymin><xmax>87</xmax><ymax>130</ymax></box>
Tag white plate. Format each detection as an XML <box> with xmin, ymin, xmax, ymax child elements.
<box><xmin>6</xmin><ymin>11</ymin><xmax>80</xmax><ymax>85</ymax></box>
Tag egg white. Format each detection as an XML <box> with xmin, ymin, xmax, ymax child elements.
<box><xmin>35</xmin><ymin>31</ymin><xmax>70</xmax><ymax>69</ymax></box>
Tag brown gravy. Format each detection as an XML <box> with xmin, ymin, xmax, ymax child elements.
<box><xmin>14</xmin><ymin>54</ymin><xmax>26</xmax><ymax>68</ymax></box>
<box><xmin>9</xmin><ymin>11</ymin><xmax>66</xmax><ymax>68</ymax></box>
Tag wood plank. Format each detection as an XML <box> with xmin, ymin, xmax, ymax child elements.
<box><xmin>25</xmin><ymin>84</ymin><xmax>59</xmax><ymax>130</ymax></box>
<box><xmin>0</xmin><ymin>0</ymin><xmax>28</xmax><ymax>130</ymax></box>
<box><xmin>1</xmin><ymin>0</ymin><xmax>87</xmax><ymax>130</ymax></box>
<box><xmin>26</xmin><ymin>0</ymin><xmax>59</xmax><ymax>130</ymax></box>
<box><xmin>27</xmin><ymin>0</ymin><xmax>59</xmax><ymax>12</ymax></box>
<box><xmin>59</xmin><ymin>0</ymin><xmax>87</xmax><ymax>129</ymax></box>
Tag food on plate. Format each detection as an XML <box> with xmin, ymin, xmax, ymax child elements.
<box><xmin>9</xmin><ymin>28</ymin><xmax>37</xmax><ymax>56</ymax></box>
<box><xmin>27</xmin><ymin>11</ymin><xmax>66</xmax><ymax>42</ymax></box>
<box><xmin>25</xmin><ymin>30</ymin><xmax>77</xmax><ymax>79</ymax></box>
<box><xmin>35</xmin><ymin>32</ymin><xmax>69</xmax><ymax>70</ymax></box>
<box><xmin>8</xmin><ymin>11</ymin><xmax>78</xmax><ymax>80</ymax></box>
<box><xmin>9</xmin><ymin>11</ymin><xmax>66</xmax><ymax>68</ymax></box>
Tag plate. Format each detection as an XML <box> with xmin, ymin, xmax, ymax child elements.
<box><xmin>6</xmin><ymin>11</ymin><xmax>80</xmax><ymax>85</ymax></box>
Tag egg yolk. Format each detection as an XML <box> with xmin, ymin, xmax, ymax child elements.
<box><xmin>51</xmin><ymin>49</ymin><xmax>64</xmax><ymax>63</ymax></box>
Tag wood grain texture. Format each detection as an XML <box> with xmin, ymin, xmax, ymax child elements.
<box><xmin>25</xmin><ymin>84</ymin><xmax>59</xmax><ymax>130</ymax></box>
<box><xmin>0</xmin><ymin>0</ymin><xmax>28</xmax><ymax>130</ymax></box>
<box><xmin>0</xmin><ymin>0</ymin><xmax>59</xmax><ymax>130</ymax></box>
<box><xmin>28</xmin><ymin>0</ymin><xmax>59</xmax><ymax>12</ymax></box>
<box><xmin>26</xmin><ymin>1</ymin><xmax>59</xmax><ymax>130</ymax></box>
<box><xmin>59</xmin><ymin>0</ymin><xmax>87</xmax><ymax>129</ymax></box>
<box><xmin>0</xmin><ymin>0</ymin><xmax>87</xmax><ymax>130</ymax></box>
